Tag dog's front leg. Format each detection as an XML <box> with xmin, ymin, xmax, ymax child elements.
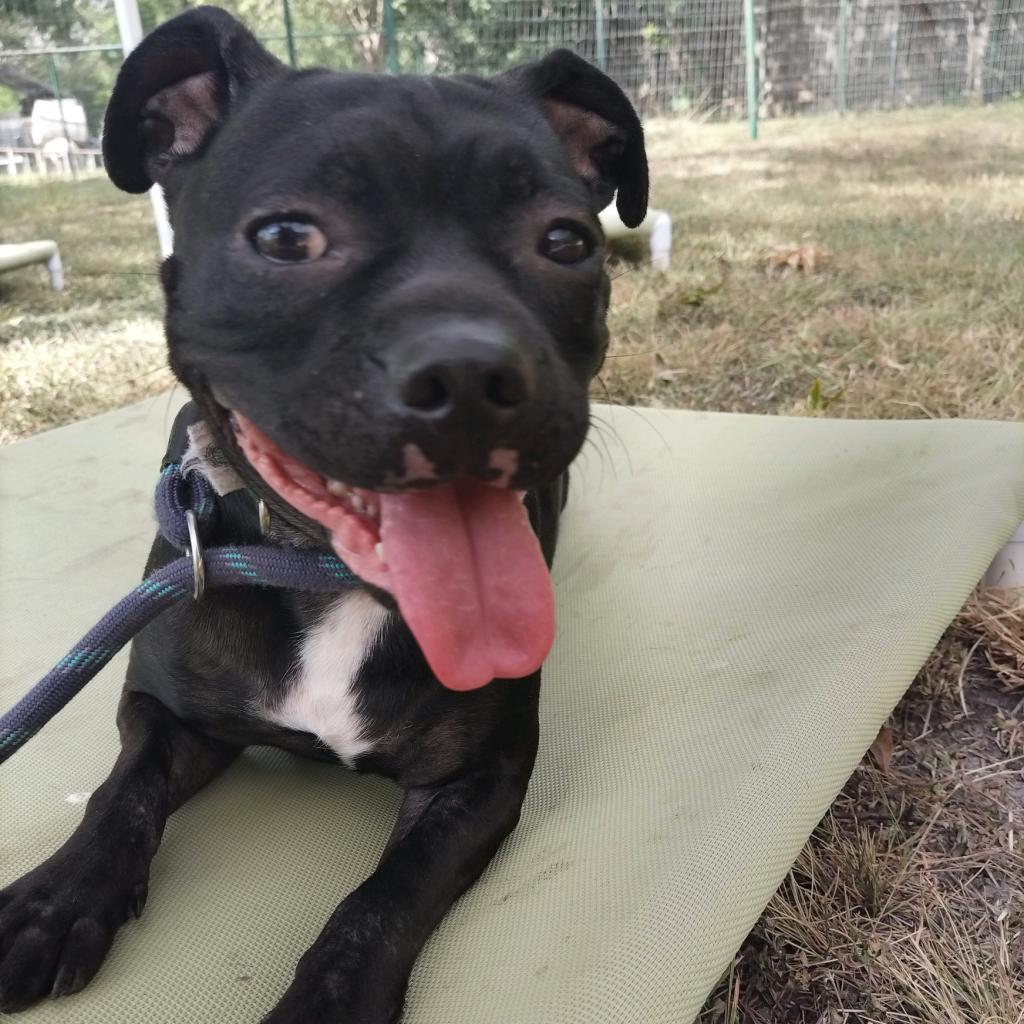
<box><xmin>0</xmin><ymin>690</ymin><xmax>238</xmax><ymax>1012</ymax></box>
<box><xmin>263</xmin><ymin>708</ymin><xmax>540</xmax><ymax>1024</ymax></box>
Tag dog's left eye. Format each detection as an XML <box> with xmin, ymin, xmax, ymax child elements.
<box><xmin>540</xmin><ymin>225</ymin><xmax>592</xmax><ymax>265</ymax></box>
<box><xmin>250</xmin><ymin>220</ymin><xmax>328</xmax><ymax>263</ymax></box>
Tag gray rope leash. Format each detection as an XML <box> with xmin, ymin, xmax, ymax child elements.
<box><xmin>0</xmin><ymin>463</ymin><xmax>356</xmax><ymax>766</ymax></box>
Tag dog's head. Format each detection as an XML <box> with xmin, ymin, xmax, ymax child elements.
<box><xmin>104</xmin><ymin>6</ymin><xmax>648</xmax><ymax>689</ymax></box>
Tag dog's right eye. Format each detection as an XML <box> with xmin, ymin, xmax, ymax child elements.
<box><xmin>250</xmin><ymin>220</ymin><xmax>328</xmax><ymax>263</ymax></box>
<box><xmin>539</xmin><ymin>224</ymin><xmax>592</xmax><ymax>265</ymax></box>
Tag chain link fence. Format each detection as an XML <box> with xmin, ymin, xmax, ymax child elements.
<box><xmin>1</xmin><ymin>0</ymin><xmax>1022</xmax><ymax>163</ymax></box>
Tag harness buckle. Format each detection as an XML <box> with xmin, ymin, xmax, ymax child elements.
<box><xmin>185</xmin><ymin>509</ymin><xmax>206</xmax><ymax>600</ymax></box>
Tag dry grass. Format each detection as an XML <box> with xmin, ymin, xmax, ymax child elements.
<box><xmin>603</xmin><ymin>102</ymin><xmax>1024</xmax><ymax>422</ymax></box>
<box><xmin>700</xmin><ymin>592</ymin><xmax>1024</xmax><ymax>1024</ymax></box>
<box><xmin>0</xmin><ymin>175</ymin><xmax>171</xmax><ymax>443</ymax></box>
<box><xmin>965</xmin><ymin>592</ymin><xmax>1024</xmax><ymax>692</ymax></box>
<box><xmin>1</xmin><ymin>103</ymin><xmax>1023</xmax><ymax>1021</ymax></box>
<box><xmin>3</xmin><ymin>103</ymin><xmax>1024</xmax><ymax>440</ymax></box>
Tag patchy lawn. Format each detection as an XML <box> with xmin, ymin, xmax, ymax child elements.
<box><xmin>1</xmin><ymin>103</ymin><xmax>1022</xmax><ymax>1022</ymax></box>
<box><xmin>606</xmin><ymin>102</ymin><xmax>1024</xmax><ymax>422</ymax></box>
<box><xmin>0</xmin><ymin>175</ymin><xmax>169</xmax><ymax>444</ymax></box>
<box><xmin>3</xmin><ymin>103</ymin><xmax>1023</xmax><ymax>439</ymax></box>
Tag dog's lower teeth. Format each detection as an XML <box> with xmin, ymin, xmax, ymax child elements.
<box><xmin>326</xmin><ymin>479</ymin><xmax>348</xmax><ymax>496</ymax></box>
<box><xmin>351</xmin><ymin>495</ymin><xmax>366</xmax><ymax>514</ymax></box>
<box><xmin>375</xmin><ymin>542</ymin><xmax>385</xmax><ymax>562</ymax></box>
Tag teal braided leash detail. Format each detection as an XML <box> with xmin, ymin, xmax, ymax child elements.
<box><xmin>0</xmin><ymin>465</ymin><xmax>358</xmax><ymax>766</ymax></box>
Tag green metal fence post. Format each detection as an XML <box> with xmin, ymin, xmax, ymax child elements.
<box><xmin>45</xmin><ymin>53</ymin><xmax>77</xmax><ymax>180</ymax></box>
<box><xmin>743</xmin><ymin>0</ymin><xmax>758</xmax><ymax>140</ymax></box>
<box><xmin>983</xmin><ymin>0</ymin><xmax>1004</xmax><ymax>103</ymax></box>
<box><xmin>383</xmin><ymin>0</ymin><xmax>400</xmax><ymax>74</ymax></box>
<box><xmin>595</xmin><ymin>0</ymin><xmax>608</xmax><ymax>72</ymax></box>
<box><xmin>887</xmin><ymin>0</ymin><xmax>900</xmax><ymax>108</ymax></box>
<box><xmin>837</xmin><ymin>0</ymin><xmax>850</xmax><ymax>115</ymax></box>
<box><xmin>281</xmin><ymin>0</ymin><xmax>298</xmax><ymax>68</ymax></box>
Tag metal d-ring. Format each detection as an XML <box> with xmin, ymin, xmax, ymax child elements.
<box><xmin>258</xmin><ymin>499</ymin><xmax>271</xmax><ymax>537</ymax></box>
<box><xmin>185</xmin><ymin>509</ymin><xmax>206</xmax><ymax>600</ymax></box>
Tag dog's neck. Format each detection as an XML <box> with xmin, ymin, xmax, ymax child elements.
<box><xmin>182</xmin><ymin>420</ymin><xmax>246</xmax><ymax>498</ymax></box>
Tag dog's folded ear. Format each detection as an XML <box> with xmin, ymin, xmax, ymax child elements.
<box><xmin>103</xmin><ymin>5</ymin><xmax>286</xmax><ymax>194</ymax></box>
<box><xmin>500</xmin><ymin>50</ymin><xmax>648</xmax><ymax>227</ymax></box>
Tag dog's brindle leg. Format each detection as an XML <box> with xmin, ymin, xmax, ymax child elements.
<box><xmin>264</xmin><ymin>708</ymin><xmax>540</xmax><ymax>1024</ymax></box>
<box><xmin>0</xmin><ymin>690</ymin><xmax>238</xmax><ymax>1012</ymax></box>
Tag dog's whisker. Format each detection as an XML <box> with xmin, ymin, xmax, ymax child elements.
<box><xmin>123</xmin><ymin>364</ymin><xmax>174</xmax><ymax>387</ymax></box>
<box><xmin>77</xmin><ymin>271</ymin><xmax>162</xmax><ymax>279</ymax></box>
<box><xmin>608</xmin><ymin>254</ymin><xmax>659</xmax><ymax>282</ymax></box>
<box><xmin>582</xmin><ymin>427</ymin><xmax>609</xmax><ymax>469</ymax></box>
<box><xmin>614</xmin><ymin>402</ymin><xmax>674</xmax><ymax>459</ymax></box>
<box><xmin>591</xmin><ymin>413</ymin><xmax>630</xmax><ymax>486</ymax></box>
<box><xmin>580</xmin><ymin>434</ymin><xmax>610</xmax><ymax>492</ymax></box>
<box><xmin>586</xmin><ymin>415</ymin><xmax>624</xmax><ymax>484</ymax></box>
<box><xmin>161</xmin><ymin>387</ymin><xmax>182</xmax><ymax>434</ymax></box>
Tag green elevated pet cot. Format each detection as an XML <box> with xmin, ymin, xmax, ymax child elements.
<box><xmin>2</xmin><ymin>397</ymin><xmax>1022</xmax><ymax>1023</ymax></box>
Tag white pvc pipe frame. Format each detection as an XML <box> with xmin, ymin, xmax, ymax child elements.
<box><xmin>112</xmin><ymin>0</ymin><xmax>173</xmax><ymax>258</ymax></box>
<box><xmin>599</xmin><ymin>206</ymin><xmax>672</xmax><ymax>270</ymax></box>
<box><xmin>984</xmin><ymin>523</ymin><xmax>1024</xmax><ymax>591</ymax></box>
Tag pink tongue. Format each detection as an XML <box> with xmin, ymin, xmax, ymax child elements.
<box><xmin>378</xmin><ymin>481</ymin><xmax>555</xmax><ymax>690</ymax></box>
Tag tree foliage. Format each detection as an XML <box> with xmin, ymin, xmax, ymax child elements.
<box><xmin>0</xmin><ymin>0</ymin><xmax>1018</xmax><ymax>134</ymax></box>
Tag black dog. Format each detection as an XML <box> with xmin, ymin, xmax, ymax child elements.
<box><xmin>0</xmin><ymin>7</ymin><xmax>647</xmax><ymax>1020</ymax></box>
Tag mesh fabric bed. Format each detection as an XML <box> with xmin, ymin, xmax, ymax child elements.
<box><xmin>2</xmin><ymin>398</ymin><xmax>1022</xmax><ymax>1023</ymax></box>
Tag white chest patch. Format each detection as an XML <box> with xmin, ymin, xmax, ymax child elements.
<box><xmin>268</xmin><ymin>590</ymin><xmax>388</xmax><ymax>765</ymax></box>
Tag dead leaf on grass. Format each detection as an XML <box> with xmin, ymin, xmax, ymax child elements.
<box><xmin>879</xmin><ymin>355</ymin><xmax>910</xmax><ymax>373</ymax></box>
<box><xmin>651</xmin><ymin>352</ymin><xmax>686</xmax><ymax>383</ymax></box>
<box><xmin>766</xmin><ymin>242</ymin><xmax>829</xmax><ymax>275</ymax></box>
<box><xmin>869</xmin><ymin>723</ymin><xmax>895</xmax><ymax>774</ymax></box>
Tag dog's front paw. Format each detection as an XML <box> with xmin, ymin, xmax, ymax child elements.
<box><xmin>0</xmin><ymin>852</ymin><xmax>147</xmax><ymax>1012</ymax></box>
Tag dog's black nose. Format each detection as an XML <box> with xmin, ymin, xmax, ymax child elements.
<box><xmin>389</xmin><ymin>319</ymin><xmax>534</xmax><ymax>425</ymax></box>
<box><xmin>400</xmin><ymin>360</ymin><xmax>527</xmax><ymax>413</ymax></box>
